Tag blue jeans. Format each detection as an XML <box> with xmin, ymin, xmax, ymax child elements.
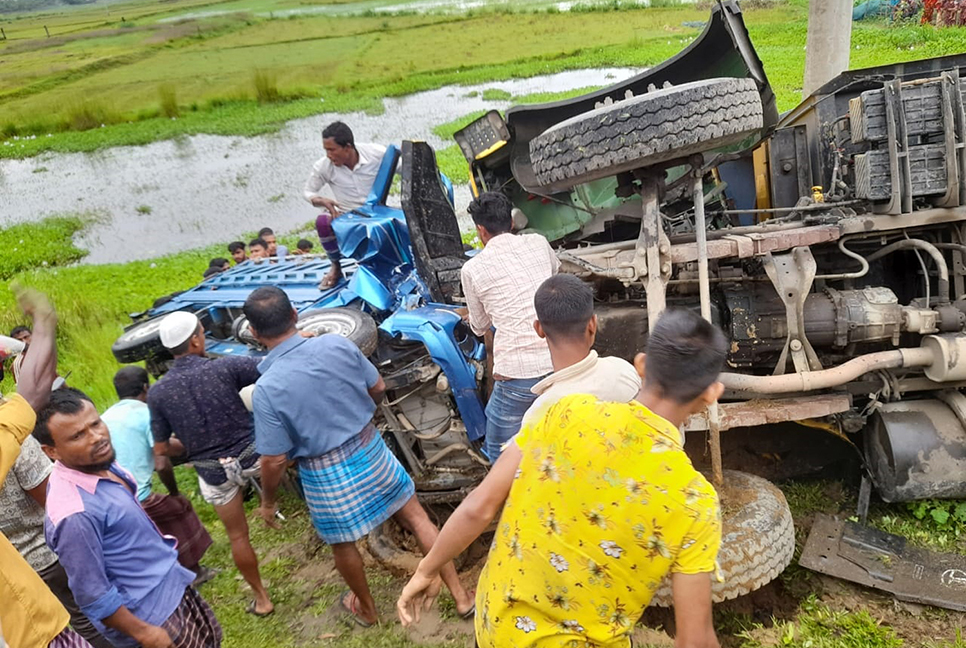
<box><xmin>483</xmin><ymin>377</ymin><xmax>543</xmax><ymax>462</ymax></box>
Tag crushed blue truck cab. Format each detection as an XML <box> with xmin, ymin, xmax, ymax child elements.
<box><xmin>112</xmin><ymin>143</ymin><xmax>490</xmax><ymax>492</ymax></box>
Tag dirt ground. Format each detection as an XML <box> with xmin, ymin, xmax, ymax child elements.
<box><xmin>247</xmin><ymin>473</ymin><xmax>964</xmax><ymax>648</ymax></box>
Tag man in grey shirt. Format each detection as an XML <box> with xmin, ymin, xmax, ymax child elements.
<box><xmin>0</xmin><ymin>435</ymin><xmax>112</xmax><ymax>648</ymax></box>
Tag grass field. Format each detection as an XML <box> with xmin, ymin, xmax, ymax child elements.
<box><xmin>4</xmin><ymin>0</ymin><xmax>966</xmax><ymax>158</ymax></box>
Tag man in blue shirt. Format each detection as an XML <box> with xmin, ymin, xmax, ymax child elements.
<box><xmin>35</xmin><ymin>388</ymin><xmax>222</xmax><ymax>648</ymax></box>
<box><xmin>102</xmin><ymin>366</ymin><xmax>213</xmax><ymax>583</ymax></box>
<box><xmin>243</xmin><ymin>287</ymin><xmax>474</xmax><ymax>627</ymax></box>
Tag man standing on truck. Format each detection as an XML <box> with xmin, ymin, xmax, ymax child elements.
<box><xmin>148</xmin><ymin>312</ymin><xmax>275</xmax><ymax>618</ymax></box>
<box><xmin>460</xmin><ymin>191</ymin><xmax>558</xmax><ymax>461</ymax></box>
<box><xmin>242</xmin><ymin>286</ymin><xmax>476</xmax><ymax>628</ymax></box>
<box><xmin>397</xmin><ymin>308</ymin><xmax>725</xmax><ymax>648</ymax></box>
<box><xmin>303</xmin><ymin>121</ymin><xmax>387</xmax><ymax>290</ymax></box>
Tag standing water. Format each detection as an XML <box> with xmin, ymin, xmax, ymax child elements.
<box><xmin>0</xmin><ymin>68</ymin><xmax>635</xmax><ymax>264</ymax></box>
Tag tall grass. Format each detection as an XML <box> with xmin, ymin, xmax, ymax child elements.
<box><xmin>63</xmin><ymin>99</ymin><xmax>117</xmax><ymax>132</ymax></box>
<box><xmin>252</xmin><ymin>69</ymin><xmax>280</xmax><ymax>104</ymax></box>
<box><xmin>158</xmin><ymin>83</ymin><xmax>180</xmax><ymax>118</ymax></box>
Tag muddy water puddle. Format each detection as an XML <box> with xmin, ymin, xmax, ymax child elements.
<box><xmin>0</xmin><ymin>68</ymin><xmax>634</xmax><ymax>264</ymax></box>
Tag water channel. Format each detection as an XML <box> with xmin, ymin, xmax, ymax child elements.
<box><xmin>0</xmin><ymin>68</ymin><xmax>635</xmax><ymax>264</ymax></box>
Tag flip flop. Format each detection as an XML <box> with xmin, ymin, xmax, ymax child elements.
<box><xmin>340</xmin><ymin>590</ymin><xmax>374</xmax><ymax>628</ymax></box>
<box><xmin>458</xmin><ymin>591</ymin><xmax>476</xmax><ymax>620</ymax></box>
<box><xmin>459</xmin><ymin>603</ymin><xmax>476</xmax><ymax>620</ymax></box>
<box><xmin>246</xmin><ymin>600</ymin><xmax>274</xmax><ymax>618</ymax></box>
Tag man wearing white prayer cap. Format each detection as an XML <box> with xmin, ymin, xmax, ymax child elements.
<box><xmin>147</xmin><ymin>311</ymin><xmax>275</xmax><ymax>617</ymax></box>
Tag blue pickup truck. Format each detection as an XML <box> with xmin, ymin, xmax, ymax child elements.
<box><xmin>112</xmin><ymin>141</ymin><xmax>491</xmax><ymax>500</ymax></box>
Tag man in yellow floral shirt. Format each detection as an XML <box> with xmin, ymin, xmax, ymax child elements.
<box><xmin>398</xmin><ymin>308</ymin><xmax>726</xmax><ymax>648</ymax></box>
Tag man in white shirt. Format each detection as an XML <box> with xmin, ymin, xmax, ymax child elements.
<box><xmin>459</xmin><ymin>191</ymin><xmax>558</xmax><ymax>461</ymax></box>
<box><xmin>522</xmin><ymin>273</ymin><xmax>641</xmax><ymax>429</ymax></box>
<box><xmin>303</xmin><ymin>122</ymin><xmax>387</xmax><ymax>289</ymax></box>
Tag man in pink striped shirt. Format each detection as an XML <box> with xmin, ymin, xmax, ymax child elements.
<box><xmin>459</xmin><ymin>192</ymin><xmax>558</xmax><ymax>461</ymax></box>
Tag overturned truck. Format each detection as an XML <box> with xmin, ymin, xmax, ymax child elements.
<box><xmin>398</xmin><ymin>0</ymin><xmax>966</xmax><ymax>602</ymax></box>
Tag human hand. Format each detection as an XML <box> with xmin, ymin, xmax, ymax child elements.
<box><xmin>455</xmin><ymin>307</ymin><xmax>469</xmax><ymax>321</ymax></box>
<box><xmin>14</xmin><ymin>286</ymin><xmax>55</xmax><ymax>322</ymax></box>
<box><xmin>258</xmin><ymin>505</ymin><xmax>282</xmax><ymax>529</ymax></box>
<box><xmin>311</xmin><ymin>196</ymin><xmax>341</xmax><ymax>216</ymax></box>
<box><xmin>135</xmin><ymin>625</ymin><xmax>174</xmax><ymax>648</ymax></box>
<box><xmin>396</xmin><ymin>566</ymin><xmax>442</xmax><ymax>627</ymax></box>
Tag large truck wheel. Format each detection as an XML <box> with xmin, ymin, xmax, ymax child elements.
<box><xmin>112</xmin><ymin>317</ymin><xmax>170</xmax><ymax>363</ymax></box>
<box><xmin>649</xmin><ymin>470</ymin><xmax>795</xmax><ymax>607</ymax></box>
<box><xmin>296</xmin><ymin>308</ymin><xmax>378</xmax><ymax>356</ymax></box>
<box><xmin>529</xmin><ymin>78</ymin><xmax>763</xmax><ymax>187</ymax></box>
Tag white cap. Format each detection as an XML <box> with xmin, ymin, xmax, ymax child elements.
<box><xmin>159</xmin><ymin>312</ymin><xmax>201</xmax><ymax>349</ymax></box>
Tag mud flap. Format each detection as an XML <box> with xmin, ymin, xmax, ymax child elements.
<box><xmin>799</xmin><ymin>514</ymin><xmax>966</xmax><ymax>611</ymax></box>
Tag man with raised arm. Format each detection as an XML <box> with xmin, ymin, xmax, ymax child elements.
<box><xmin>0</xmin><ymin>288</ymin><xmax>95</xmax><ymax>648</ymax></box>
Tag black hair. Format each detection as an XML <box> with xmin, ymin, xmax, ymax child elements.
<box><xmin>322</xmin><ymin>121</ymin><xmax>355</xmax><ymax>148</ymax></box>
<box><xmin>10</xmin><ymin>325</ymin><xmax>30</xmax><ymax>338</ymax></box>
<box><xmin>257</xmin><ymin>227</ymin><xmax>275</xmax><ymax>238</ymax></box>
<box><xmin>209</xmin><ymin>257</ymin><xmax>229</xmax><ymax>268</ymax></box>
<box><xmin>297</xmin><ymin>238</ymin><xmax>313</xmax><ymax>251</ymax></box>
<box><xmin>227</xmin><ymin>241</ymin><xmax>246</xmax><ymax>254</ymax></box>
<box><xmin>203</xmin><ymin>266</ymin><xmax>221</xmax><ymax>278</ymax></box>
<box><xmin>249</xmin><ymin>237</ymin><xmax>268</xmax><ymax>250</ymax></box>
<box><xmin>243</xmin><ymin>287</ymin><xmax>295</xmax><ymax>339</ymax></box>
<box><xmin>467</xmin><ymin>191</ymin><xmax>513</xmax><ymax>235</ymax></box>
<box><xmin>534</xmin><ymin>274</ymin><xmax>594</xmax><ymax>340</ymax></box>
<box><xmin>33</xmin><ymin>387</ymin><xmax>94</xmax><ymax>446</ymax></box>
<box><xmin>114</xmin><ymin>366</ymin><xmax>149</xmax><ymax>400</ymax></box>
<box><xmin>644</xmin><ymin>308</ymin><xmax>728</xmax><ymax>404</ymax></box>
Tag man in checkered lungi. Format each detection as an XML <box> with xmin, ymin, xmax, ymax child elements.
<box><xmin>37</xmin><ymin>389</ymin><xmax>222</xmax><ymax>648</ymax></box>
<box><xmin>243</xmin><ymin>287</ymin><xmax>475</xmax><ymax>627</ymax></box>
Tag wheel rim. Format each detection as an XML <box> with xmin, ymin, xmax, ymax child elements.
<box><xmin>120</xmin><ymin>318</ymin><xmax>164</xmax><ymax>343</ymax></box>
<box><xmin>297</xmin><ymin>311</ymin><xmax>360</xmax><ymax>337</ymax></box>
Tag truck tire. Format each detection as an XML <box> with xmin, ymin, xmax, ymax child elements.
<box><xmin>649</xmin><ymin>470</ymin><xmax>795</xmax><ymax>607</ymax></box>
<box><xmin>296</xmin><ymin>308</ymin><xmax>378</xmax><ymax>356</ymax></box>
<box><xmin>112</xmin><ymin>317</ymin><xmax>170</xmax><ymax>363</ymax></box>
<box><xmin>529</xmin><ymin>78</ymin><xmax>764</xmax><ymax>187</ymax></box>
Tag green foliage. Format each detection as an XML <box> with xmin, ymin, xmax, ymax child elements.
<box><xmin>136</xmin><ymin>204</ymin><xmax>153</xmax><ymax>215</ymax></box>
<box><xmin>461</xmin><ymin>229</ymin><xmax>482</xmax><ymax>249</ymax></box>
<box><xmin>908</xmin><ymin>499</ymin><xmax>966</xmax><ymax>529</ymax></box>
<box><xmin>63</xmin><ymin>100</ymin><xmax>117</xmax><ymax>132</ymax></box>
<box><xmin>0</xmin><ymin>216</ymin><xmax>89</xmax><ymax>280</ymax></box>
<box><xmin>431</xmin><ymin>111</ymin><xmax>487</xmax><ymax>140</ymax></box>
<box><xmin>253</xmin><ymin>69</ymin><xmax>280</xmax><ymax>104</ymax></box>
<box><xmin>480</xmin><ymin>87</ymin><xmax>511</xmax><ymax>101</ymax></box>
<box><xmin>739</xmin><ymin>596</ymin><xmax>903</xmax><ymax>648</ymax></box>
<box><xmin>434</xmin><ymin>144</ymin><xmax>470</xmax><ymax>185</ymax></box>
<box><xmin>159</xmin><ymin>84</ymin><xmax>180</xmax><ymax>119</ymax></box>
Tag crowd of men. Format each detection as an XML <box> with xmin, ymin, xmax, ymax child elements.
<box><xmin>0</xmin><ymin>120</ymin><xmax>724</xmax><ymax>648</ymax></box>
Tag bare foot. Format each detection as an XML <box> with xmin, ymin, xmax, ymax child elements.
<box><xmin>318</xmin><ymin>263</ymin><xmax>344</xmax><ymax>290</ymax></box>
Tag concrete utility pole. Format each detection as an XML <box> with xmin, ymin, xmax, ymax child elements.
<box><xmin>802</xmin><ymin>0</ymin><xmax>853</xmax><ymax>98</ymax></box>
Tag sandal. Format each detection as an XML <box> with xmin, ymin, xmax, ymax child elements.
<box><xmin>458</xmin><ymin>591</ymin><xmax>476</xmax><ymax>620</ymax></box>
<box><xmin>340</xmin><ymin>590</ymin><xmax>374</xmax><ymax>628</ymax></box>
<box><xmin>246</xmin><ymin>600</ymin><xmax>274</xmax><ymax>618</ymax></box>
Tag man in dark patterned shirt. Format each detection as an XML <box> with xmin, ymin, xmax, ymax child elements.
<box><xmin>148</xmin><ymin>312</ymin><xmax>274</xmax><ymax>618</ymax></box>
